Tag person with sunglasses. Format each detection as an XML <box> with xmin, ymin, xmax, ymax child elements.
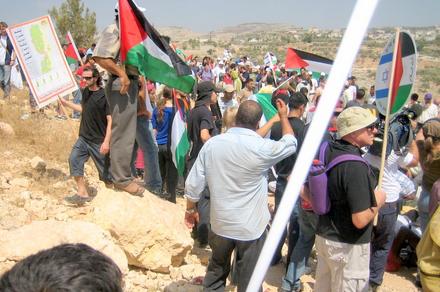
<box><xmin>60</xmin><ymin>67</ymin><xmax>112</xmax><ymax>205</ymax></box>
<box><xmin>314</xmin><ymin>107</ymin><xmax>386</xmax><ymax>292</ymax></box>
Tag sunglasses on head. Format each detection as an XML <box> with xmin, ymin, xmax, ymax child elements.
<box><xmin>83</xmin><ymin>76</ymin><xmax>94</xmax><ymax>80</ymax></box>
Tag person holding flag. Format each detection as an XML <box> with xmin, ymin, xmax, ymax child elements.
<box><xmin>92</xmin><ymin>0</ymin><xmax>194</xmax><ymax>196</ymax></box>
<box><xmin>92</xmin><ymin>4</ymin><xmax>144</xmax><ymax>196</ymax></box>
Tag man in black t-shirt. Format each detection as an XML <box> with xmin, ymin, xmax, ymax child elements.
<box><xmin>60</xmin><ymin>67</ymin><xmax>112</xmax><ymax>206</ymax></box>
<box><xmin>186</xmin><ymin>81</ymin><xmax>220</xmax><ymax>247</ymax></box>
<box><xmin>270</xmin><ymin>92</ymin><xmax>306</xmax><ymax>265</ymax></box>
<box><xmin>314</xmin><ymin>107</ymin><xmax>386</xmax><ymax>292</ymax></box>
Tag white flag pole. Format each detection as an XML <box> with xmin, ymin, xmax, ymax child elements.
<box><xmin>246</xmin><ymin>0</ymin><xmax>380</xmax><ymax>291</ymax></box>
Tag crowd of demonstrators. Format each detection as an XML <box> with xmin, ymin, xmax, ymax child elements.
<box><xmin>3</xmin><ymin>8</ymin><xmax>440</xmax><ymax>290</ymax></box>
<box><xmin>174</xmin><ymin>53</ymin><xmax>440</xmax><ymax>291</ymax></box>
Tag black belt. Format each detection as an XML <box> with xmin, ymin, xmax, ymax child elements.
<box><xmin>110</xmin><ymin>74</ymin><xmax>139</xmax><ymax>81</ymax></box>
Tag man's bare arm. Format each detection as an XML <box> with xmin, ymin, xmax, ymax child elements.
<box><xmin>93</xmin><ymin>57</ymin><xmax>130</xmax><ymax>95</ymax></box>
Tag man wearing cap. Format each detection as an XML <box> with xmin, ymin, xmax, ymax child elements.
<box><xmin>185</xmin><ymin>99</ymin><xmax>296</xmax><ymax>292</ymax></box>
<box><xmin>314</xmin><ymin>107</ymin><xmax>386</xmax><ymax>292</ymax></box>
<box><xmin>218</xmin><ymin>84</ymin><xmax>238</xmax><ymax>116</ymax></box>
<box><xmin>186</xmin><ymin>81</ymin><xmax>220</xmax><ymax>247</ymax></box>
<box><xmin>418</xmin><ymin>93</ymin><xmax>438</xmax><ymax>124</ymax></box>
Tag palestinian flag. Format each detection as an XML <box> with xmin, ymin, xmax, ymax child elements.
<box><xmin>118</xmin><ymin>0</ymin><xmax>195</xmax><ymax>93</ymax></box>
<box><xmin>249</xmin><ymin>93</ymin><xmax>277</xmax><ymax>121</ymax></box>
<box><xmin>285</xmin><ymin>48</ymin><xmax>333</xmax><ymax>78</ymax></box>
<box><xmin>285</xmin><ymin>48</ymin><xmax>309</xmax><ymax>70</ymax></box>
<box><xmin>64</xmin><ymin>31</ymin><xmax>81</xmax><ymax>66</ymax></box>
<box><xmin>375</xmin><ymin>31</ymin><xmax>417</xmax><ymax>116</ymax></box>
<box><xmin>171</xmin><ymin>92</ymin><xmax>190</xmax><ymax>176</ymax></box>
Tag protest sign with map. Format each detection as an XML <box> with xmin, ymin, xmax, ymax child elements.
<box><xmin>7</xmin><ymin>15</ymin><xmax>78</xmax><ymax>108</ymax></box>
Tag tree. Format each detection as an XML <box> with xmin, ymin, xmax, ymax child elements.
<box><xmin>49</xmin><ymin>0</ymin><xmax>96</xmax><ymax>48</ymax></box>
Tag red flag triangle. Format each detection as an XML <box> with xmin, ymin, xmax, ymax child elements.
<box><xmin>285</xmin><ymin>48</ymin><xmax>309</xmax><ymax>70</ymax></box>
<box><xmin>390</xmin><ymin>34</ymin><xmax>403</xmax><ymax>109</ymax></box>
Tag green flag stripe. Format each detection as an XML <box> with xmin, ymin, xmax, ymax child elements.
<box><xmin>391</xmin><ymin>84</ymin><xmax>413</xmax><ymax>113</ymax></box>
<box><xmin>66</xmin><ymin>56</ymin><xmax>77</xmax><ymax>65</ymax></box>
<box><xmin>175</xmin><ymin>129</ymin><xmax>190</xmax><ymax>176</ymax></box>
<box><xmin>126</xmin><ymin>44</ymin><xmax>195</xmax><ymax>93</ymax></box>
<box><xmin>256</xmin><ymin>93</ymin><xmax>277</xmax><ymax>120</ymax></box>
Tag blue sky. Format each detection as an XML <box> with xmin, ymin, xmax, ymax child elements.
<box><xmin>2</xmin><ymin>0</ymin><xmax>440</xmax><ymax>32</ymax></box>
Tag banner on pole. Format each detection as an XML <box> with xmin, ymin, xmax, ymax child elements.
<box><xmin>7</xmin><ymin>15</ymin><xmax>78</xmax><ymax>109</ymax></box>
<box><xmin>375</xmin><ymin>31</ymin><xmax>417</xmax><ymax>116</ymax></box>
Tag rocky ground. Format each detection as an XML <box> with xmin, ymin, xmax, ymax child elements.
<box><xmin>0</xmin><ymin>91</ymin><xmax>421</xmax><ymax>291</ymax></box>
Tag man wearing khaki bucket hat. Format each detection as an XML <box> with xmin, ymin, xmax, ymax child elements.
<box><xmin>314</xmin><ymin>107</ymin><xmax>386</xmax><ymax>292</ymax></box>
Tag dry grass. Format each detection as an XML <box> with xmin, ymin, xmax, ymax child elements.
<box><xmin>0</xmin><ymin>87</ymin><xmax>78</xmax><ymax>165</ymax></box>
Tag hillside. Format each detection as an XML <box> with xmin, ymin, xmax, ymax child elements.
<box><xmin>158</xmin><ymin>23</ymin><xmax>440</xmax><ymax>95</ymax></box>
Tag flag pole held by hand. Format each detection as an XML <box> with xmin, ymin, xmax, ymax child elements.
<box><xmin>375</xmin><ymin>28</ymin><xmax>401</xmax><ymax>225</ymax></box>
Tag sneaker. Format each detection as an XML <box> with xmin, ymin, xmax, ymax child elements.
<box><xmin>64</xmin><ymin>194</ymin><xmax>92</xmax><ymax>206</ymax></box>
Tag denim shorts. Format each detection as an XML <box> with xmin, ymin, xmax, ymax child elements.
<box><xmin>69</xmin><ymin>136</ymin><xmax>112</xmax><ymax>182</ymax></box>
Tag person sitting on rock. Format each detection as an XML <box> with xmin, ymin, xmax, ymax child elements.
<box><xmin>0</xmin><ymin>243</ymin><xmax>123</xmax><ymax>292</ymax></box>
<box><xmin>60</xmin><ymin>67</ymin><xmax>112</xmax><ymax>205</ymax></box>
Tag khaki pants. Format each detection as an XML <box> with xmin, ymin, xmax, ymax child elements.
<box><xmin>315</xmin><ymin>235</ymin><xmax>370</xmax><ymax>292</ymax></box>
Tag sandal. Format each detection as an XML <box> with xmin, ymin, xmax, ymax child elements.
<box><xmin>114</xmin><ymin>181</ymin><xmax>145</xmax><ymax>197</ymax></box>
<box><xmin>64</xmin><ymin>194</ymin><xmax>92</xmax><ymax>206</ymax></box>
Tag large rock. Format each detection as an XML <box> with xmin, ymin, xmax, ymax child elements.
<box><xmin>0</xmin><ymin>220</ymin><xmax>128</xmax><ymax>274</ymax></box>
<box><xmin>89</xmin><ymin>188</ymin><xmax>193</xmax><ymax>273</ymax></box>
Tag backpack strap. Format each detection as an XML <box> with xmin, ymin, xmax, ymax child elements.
<box><xmin>318</xmin><ymin>141</ymin><xmax>329</xmax><ymax>162</ymax></box>
<box><xmin>326</xmin><ymin>154</ymin><xmax>368</xmax><ymax>172</ymax></box>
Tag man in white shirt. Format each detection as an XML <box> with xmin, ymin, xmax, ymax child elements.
<box><xmin>184</xmin><ymin>99</ymin><xmax>296</xmax><ymax>292</ymax></box>
<box><xmin>212</xmin><ymin>60</ymin><xmax>226</xmax><ymax>85</ymax></box>
<box><xmin>218</xmin><ymin>84</ymin><xmax>238</xmax><ymax>116</ymax></box>
<box><xmin>418</xmin><ymin>93</ymin><xmax>438</xmax><ymax>124</ymax></box>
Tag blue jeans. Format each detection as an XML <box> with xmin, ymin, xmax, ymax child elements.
<box><xmin>418</xmin><ymin>187</ymin><xmax>431</xmax><ymax>233</ymax></box>
<box><xmin>135</xmin><ymin>116</ymin><xmax>162</xmax><ymax>191</ymax></box>
<box><xmin>273</xmin><ymin>177</ymin><xmax>300</xmax><ymax>264</ymax></box>
<box><xmin>369</xmin><ymin>201</ymin><xmax>398</xmax><ymax>285</ymax></box>
<box><xmin>0</xmin><ymin>64</ymin><xmax>11</xmax><ymax>98</ymax></box>
<box><xmin>282</xmin><ymin>207</ymin><xmax>318</xmax><ymax>291</ymax></box>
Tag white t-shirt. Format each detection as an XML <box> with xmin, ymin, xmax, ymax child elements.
<box><xmin>418</xmin><ymin>103</ymin><xmax>438</xmax><ymax>124</ymax></box>
<box><xmin>0</xmin><ymin>36</ymin><xmax>7</xmax><ymax>65</ymax></box>
<box><xmin>348</xmin><ymin>85</ymin><xmax>357</xmax><ymax>100</ymax></box>
<box><xmin>212</xmin><ymin>66</ymin><xmax>225</xmax><ymax>84</ymax></box>
<box><xmin>218</xmin><ymin>97</ymin><xmax>238</xmax><ymax>116</ymax></box>
<box><xmin>364</xmin><ymin>151</ymin><xmax>413</xmax><ymax>202</ymax></box>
